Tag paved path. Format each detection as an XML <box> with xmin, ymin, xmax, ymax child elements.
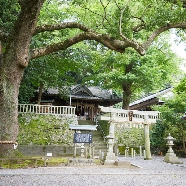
<box><xmin>0</xmin><ymin>156</ymin><xmax>185</xmax><ymax>186</ymax></box>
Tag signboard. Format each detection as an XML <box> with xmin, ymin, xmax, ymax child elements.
<box><xmin>73</xmin><ymin>133</ymin><xmax>92</xmax><ymax>143</ymax></box>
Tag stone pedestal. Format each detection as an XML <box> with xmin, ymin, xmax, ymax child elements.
<box><xmin>164</xmin><ymin>152</ymin><xmax>180</xmax><ymax>164</ymax></box>
<box><xmin>104</xmin><ymin>137</ymin><xmax>117</xmax><ymax>165</ymax></box>
<box><xmin>104</xmin><ymin>152</ymin><xmax>117</xmax><ymax>165</ymax></box>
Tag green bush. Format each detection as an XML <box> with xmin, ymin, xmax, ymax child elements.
<box><xmin>118</xmin><ymin>145</ymin><xmax>143</xmax><ymax>155</ymax></box>
<box><xmin>98</xmin><ymin>120</ymin><xmax>110</xmax><ymax>136</ymax></box>
<box><xmin>115</xmin><ymin>126</ymin><xmax>144</xmax><ymax>147</ymax></box>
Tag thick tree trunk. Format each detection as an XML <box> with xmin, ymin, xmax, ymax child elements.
<box><xmin>122</xmin><ymin>93</ymin><xmax>131</xmax><ymax>110</ymax></box>
<box><xmin>122</xmin><ymin>64</ymin><xmax>133</xmax><ymax>110</ymax></box>
<box><xmin>0</xmin><ymin>0</ymin><xmax>44</xmax><ymax>156</ymax></box>
<box><xmin>0</xmin><ymin>58</ymin><xmax>24</xmax><ymax>156</ymax></box>
<box><xmin>37</xmin><ymin>82</ymin><xmax>44</xmax><ymax>104</ymax></box>
<box><xmin>122</xmin><ymin>84</ymin><xmax>132</xmax><ymax>110</ymax></box>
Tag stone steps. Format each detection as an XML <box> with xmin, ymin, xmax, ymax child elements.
<box><xmin>78</xmin><ymin>120</ymin><xmax>108</xmax><ymax>156</ymax></box>
<box><xmin>78</xmin><ymin>120</ymin><xmax>96</xmax><ymax>125</ymax></box>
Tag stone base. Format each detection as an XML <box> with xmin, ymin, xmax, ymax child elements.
<box><xmin>104</xmin><ymin>152</ymin><xmax>117</xmax><ymax>165</ymax></box>
<box><xmin>164</xmin><ymin>153</ymin><xmax>183</xmax><ymax>164</ymax></box>
<box><xmin>67</xmin><ymin>158</ymin><xmax>95</xmax><ymax>166</ymax></box>
<box><xmin>105</xmin><ymin>152</ymin><xmax>116</xmax><ymax>160</ymax></box>
<box><xmin>114</xmin><ymin>161</ymin><xmax>131</xmax><ymax>167</ymax></box>
<box><xmin>104</xmin><ymin>159</ymin><xmax>116</xmax><ymax>165</ymax></box>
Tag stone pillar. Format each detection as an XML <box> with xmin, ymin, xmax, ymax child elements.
<box><xmin>139</xmin><ymin>146</ymin><xmax>142</xmax><ymax>158</ymax></box>
<box><xmin>144</xmin><ymin>115</ymin><xmax>152</xmax><ymax>160</ymax></box>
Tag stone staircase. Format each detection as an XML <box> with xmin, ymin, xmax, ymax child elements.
<box><xmin>78</xmin><ymin>120</ymin><xmax>108</xmax><ymax>157</ymax></box>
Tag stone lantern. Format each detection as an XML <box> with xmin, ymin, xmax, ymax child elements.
<box><xmin>164</xmin><ymin>133</ymin><xmax>182</xmax><ymax>164</ymax></box>
<box><xmin>103</xmin><ymin>117</ymin><xmax>117</xmax><ymax>165</ymax></box>
<box><xmin>104</xmin><ymin>134</ymin><xmax>117</xmax><ymax>165</ymax></box>
<box><xmin>165</xmin><ymin>133</ymin><xmax>175</xmax><ymax>153</ymax></box>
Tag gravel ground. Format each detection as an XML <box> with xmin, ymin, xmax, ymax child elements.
<box><xmin>0</xmin><ymin>156</ymin><xmax>186</xmax><ymax>186</ymax></box>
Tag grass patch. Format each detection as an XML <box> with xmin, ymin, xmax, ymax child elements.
<box><xmin>0</xmin><ymin>157</ymin><xmax>68</xmax><ymax>169</ymax></box>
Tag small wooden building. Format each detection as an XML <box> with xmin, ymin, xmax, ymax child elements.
<box><xmin>129</xmin><ymin>87</ymin><xmax>173</xmax><ymax>111</ymax></box>
<box><xmin>32</xmin><ymin>85</ymin><xmax>122</xmax><ymax>121</ymax></box>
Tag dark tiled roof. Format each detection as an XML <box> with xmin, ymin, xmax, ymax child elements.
<box><xmin>45</xmin><ymin>85</ymin><xmax>121</xmax><ymax>101</ymax></box>
<box><xmin>129</xmin><ymin>87</ymin><xmax>173</xmax><ymax>107</ymax></box>
<box><xmin>88</xmin><ymin>86</ymin><xmax>114</xmax><ymax>99</ymax></box>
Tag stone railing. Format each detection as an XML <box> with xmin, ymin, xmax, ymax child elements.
<box><xmin>97</xmin><ymin>106</ymin><xmax>160</xmax><ymax>124</ymax></box>
<box><xmin>18</xmin><ymin>104</ymin><xmax>76</xmax><ymax>116</ymax></box>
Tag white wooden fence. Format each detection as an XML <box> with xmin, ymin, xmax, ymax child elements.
<box><xmin>18</xmin><ymin>104</ymin><xmax>76</xmax><ymax>116</ymax></box>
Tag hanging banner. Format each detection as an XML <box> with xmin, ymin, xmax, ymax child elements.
<box><xmin>128</xmin><ymin>111</ymin><xmax>133</xmax><ymax>121</ymax></box>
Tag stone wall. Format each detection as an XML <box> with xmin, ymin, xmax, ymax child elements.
<box><xmin>18</xmin><ymin>114</ymin><xmax>74</xmax><ymax>146</ymax></box>
<box><xmin>17</xmin><ymin>145</ymin><xmax>80</xmax><ymax>157</ymax></box>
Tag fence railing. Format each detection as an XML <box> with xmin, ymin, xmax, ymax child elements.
<box><xmin>18</xmin><ymin>104</ymin><xmax>160</xmax><ymax>124</ymax></box>
<box><xmin>18</xmin><ymin>104</ymin><xmax>76</xmax><ymax>116</ymax></box>
<box><xmin>95</xmin><ymin>118</ymin><xmax>107</xmax><ymax>141</ymax></box>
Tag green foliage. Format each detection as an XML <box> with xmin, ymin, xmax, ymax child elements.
<box><xmin>118</xmin><ymin>145</ymin><xmax>143</xmax><ymax>155</ymax></box>
<box><xmin>153</xmin><ymin>87</ymin><xmax>186</xmax><ymax>152</ymax></box>
<box><xmin>84</xmin><ymin>36</ymin><xmax>181</xmax><ymax>107</ymax></box>
<box><xmin>174</xmin><ymin>74</ymin><xmax>186</xmax><ymax>94</ymax></box>
<box><xmin>18</xmin><ymin>114</ymin><xmax>74</xmax><ymax>145</ymax></box>
<box><xmin>69</xmin><ymin>0</ymin><xmax>186</xmax><ymax>41</ymax></box>
<box><xmin>0</xmin><ymin>157</ymin><xmax>68</xmax><ymax>169</ymax></box>
<box><xmin>1</xmin><ymin>149</ymin><xmax>24</xmax><ymax>159</ymax></box>
<box><xmin>18</xmin><ymin>67</ymin><xmax>36</xmax><ymax>104</ymax></box>
<box><xmin>150</xmin><ymin>120</ymin><xmax>167</xmax><ymax>148</ymax></box>
<box><xmin>0</xmin><ymin>0</ymin><xmax>20</xmax><ymax>32</ymax></box>
<box><xmin>98</xmin><ymin>120</ymin><xmax>110</xmax><ymax>136</ymax></box>
<box><xmin>19</xmin><ymin>45</ymin><xmax>96</xmax><ymax>103</ymax></box>
<box><xmin>115</xmin><ymin>126</ymin><xmax>144</xmax><ymax>147</ymax></box>
<box><xmin>17</xmin><ymin>0</ymin><xmax>185</xmax><ymax>107</ymax></box>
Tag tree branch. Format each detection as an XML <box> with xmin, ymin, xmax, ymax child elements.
<box><xmin>132</xmin><ymin>16</ymin><xmax>145</xmax><ymax>32</ymax></box>
<box><xmin>30</xmin><ymin>32</ymin><xmax>138</xmax><ymax>59</ymax></box>
<box><xmin>119</xmin><ymin>0</ymin><xmax>131</xmax><ymax>40</ymax></box>
<box><xmin>34</xmin><ymin>22</ymin><xmax>93</xmax><ymax>35</ymax></box>
<box><xmin>142</xmin><ymin>22</ymin><xmax>186</xmax><ymax>50</ymax></box>
<box><xmin>99</xmin><ymin>0</ymin><xmax>112</xmax><ymax>26</ymax></box>
<box><xmin>32</xmin><ymin>21</ymin><xmax>186</xmax><ymax>60</ymax></box>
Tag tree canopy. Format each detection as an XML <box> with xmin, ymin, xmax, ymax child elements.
<box><xmin>81</xmin><ymin>35</ymin><xmax>182</xmax><ymax>108</ymax></box>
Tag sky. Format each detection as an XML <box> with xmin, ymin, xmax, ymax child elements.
<box><xmin>170</xmin><ymin>34</ymin><xmax>186</xmax><ymax>72</ymax></box>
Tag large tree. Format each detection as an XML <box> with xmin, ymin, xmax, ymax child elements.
<box><xmin>1</xmin><ymin>0</ymin><xmax>186</xmax><ymax>155</ymax></box>
<box><xmin>84</xmin><ymin>37</ymin><xmax>181</xmax><ymax>109</ymax></box>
